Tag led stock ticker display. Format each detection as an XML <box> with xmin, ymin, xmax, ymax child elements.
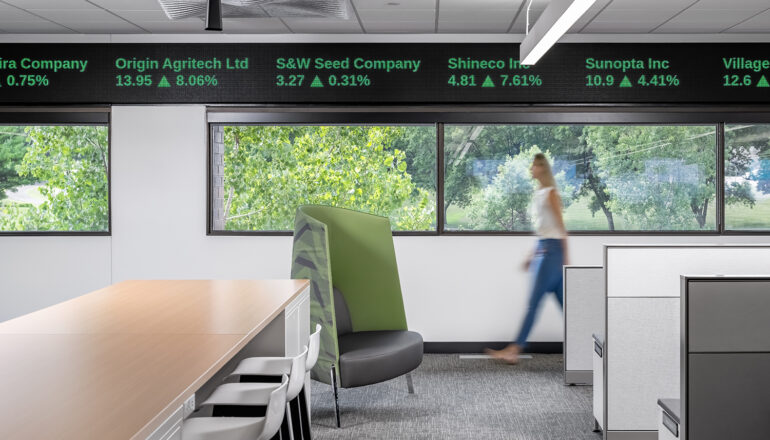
<box><xmin>0</xmin><ymin>43</ymin><xmax>769</xmax><ymax>104</ymax></box>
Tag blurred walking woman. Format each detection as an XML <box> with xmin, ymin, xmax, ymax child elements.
<box><xmin>487</xmin><ymin>153</ymin><xmax>568</xmax><ymax>364</ymax></box>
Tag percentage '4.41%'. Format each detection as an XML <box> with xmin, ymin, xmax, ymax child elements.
<box><xmin>3</xmin><ymin>74</ymin><xmax>49</xmax><ymax>87</ymax></box>
<box><xmin>585</xmin><ymin>74</ymin><xmax>680</xmax><ymax>87</ymax></box>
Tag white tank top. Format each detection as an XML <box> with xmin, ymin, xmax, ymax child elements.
<box><xmin>532</xmin><ymin>186</ymin><xmax>564</xmax><ymax>239</ymax></box>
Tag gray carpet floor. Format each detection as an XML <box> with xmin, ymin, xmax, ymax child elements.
<box><xmin>310</xmin><ymin>354</ymin><xmax>601</xmax><ymax>440</ymax></box>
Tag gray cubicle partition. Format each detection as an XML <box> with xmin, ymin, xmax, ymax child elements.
<box><xmin>563</xmin><ymin>265</ymin><xmax>604</xmax><ymax>385</ymax></box>
<box><xmin>680</xmin><ymin>276</ymin><xmax>770</xmax><ymax>440</ymax></box>
<box><xmin>601</xmin><ymin>245</ymin><xmax>770</xmax><ymax>440</ymax></box>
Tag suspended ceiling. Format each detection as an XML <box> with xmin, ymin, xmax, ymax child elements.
<box><xmin>0</xmin><ymin>0</ymin><xmax>768</xmax><ymax>35</ymax></box>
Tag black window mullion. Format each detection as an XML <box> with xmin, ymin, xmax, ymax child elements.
<box><xmin>716</xmin><ymin>122</ymin><xmax>725</xmax><ymax>234</ymax></box>
<box><xmin>437</xmin><ymin>122</ymin><xmax>445</xmax><ymax>235</ymax></box>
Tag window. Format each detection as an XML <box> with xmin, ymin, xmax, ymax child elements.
<box><xmin>0</xmin><ymin>124</ymin><xmax>109</xmax><ymax>233</ymax></box>
<box><xmin>210</xmin><ymin>125</ymin><xmax>436</xmax><ymax>232</ymax></box>
<box><xmin>443</xmin><ymin>124</ymin><xmax>717</xmax><ymax>232</ymax></box>
<box><xmin>724</xmin><ymin>124</ymin><xmax>770</xmax><ymax>231</ymax></box>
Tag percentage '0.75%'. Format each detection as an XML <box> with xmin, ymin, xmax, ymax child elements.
<box><xmin>5</xmin><ymin>74</ymin><xmax>49</xmax><ymax>87</ymax></box>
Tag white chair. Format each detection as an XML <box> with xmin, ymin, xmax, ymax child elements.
<box><xmin>182</xmin><ymin>376</ymin><xmax>289</xmax><ymax>440</ymax></box>
<box><xmin>227</xmin><ymin>324</ymin><xmax>322</xmax><ymax>440</ymax></box>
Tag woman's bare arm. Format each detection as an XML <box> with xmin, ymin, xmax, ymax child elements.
<box><xmin>548</xmin><ymin>189</ymin><xmax>569</xmax><ymax>265</ymax></box>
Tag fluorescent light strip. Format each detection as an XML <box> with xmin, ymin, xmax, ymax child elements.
<box><xmin>520</xmin><ymin>0</ymin><xmax>596</xmax><ymax>65</ymax></box>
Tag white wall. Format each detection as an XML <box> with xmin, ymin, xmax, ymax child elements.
<box><xmin>0</xmin><ymin>237</ymin><xmax>111</xmax><ymax>321</ymax></box>
<box><xmin>3</xmin><ymin>105</ymin><xmax>770</xmax><ymax>341</ymax></box>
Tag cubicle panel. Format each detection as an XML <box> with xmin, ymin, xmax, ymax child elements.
<box><xmin>563</xmin><ymin>266</ymin><xmax>604</xmax><ymax>385</ymax></box>
<box><xmin>687</xmin><ymin>353</ymin><xmax>770</xmax><ymax>440</ymax></box>
<box><xmin>687</xmin><ymin>281</ymin><xmax>770</xmax><ymax>353</ymax></box>
<box><xmin>606</xmin><ymin>247</ymin><xmax>770</xmax><ymax>298</ymax></box>
<box><xmin>607</xmin><ymin>297</ymin><xmax>680</xmax><ymax>431</ymax></box>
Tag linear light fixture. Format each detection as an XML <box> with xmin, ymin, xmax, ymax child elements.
<box><xmin>205</xmin><ymin>0</ymin><xmax>223</xmax><ymax>31</ymax></box>
<box><xmin>520</xmin><ymin>0</ymin><xmax>596</xmax><ymax>65</ymax></box>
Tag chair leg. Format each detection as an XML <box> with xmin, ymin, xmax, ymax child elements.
<box><xmin>280</xmin><ymin>407</ymin><xmax>292</xmax><ymax>440</ymax></box>
<box><xmin>331</xmin><ymin>364</ymin><xmax>340</xmax><ymax>428</ymax></box>
<box><xmin>406</xmin><ymin>372</ymin><xmax>415</xmax><ymax>394</ymax></box>
<box><xmin>289</xmin><ymin>397</ymin><xmax>303</xmax><ymax>440</ymax></box>
<box><xmin>298</xmin><ymin>387</ymin><xmax>313</xmax><ymax>440</ymax></box>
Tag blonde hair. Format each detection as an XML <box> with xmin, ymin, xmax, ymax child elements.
<box><xmin>533</xmin><ymin>153</ymin><xmax>557</xmax><ymax>188</ymax></box>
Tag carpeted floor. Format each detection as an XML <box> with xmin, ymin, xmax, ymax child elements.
<box><xmin>310</xmin><ymin>354</ymin><xmax>601</xmax><ymax>440</ymax></box>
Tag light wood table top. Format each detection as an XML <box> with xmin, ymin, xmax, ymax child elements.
<box><xmin>0</xmin><ymin>279</ymin><xmax>310</xmax><ymax>440</ymax></box>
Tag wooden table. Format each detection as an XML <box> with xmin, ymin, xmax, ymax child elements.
<box><xmin>0</xmin><ymin>279</ymin><xmax>309</xmax><ymax>440</ymax></box>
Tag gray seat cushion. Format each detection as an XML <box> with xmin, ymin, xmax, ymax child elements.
<box><xmin>338</xmin><ymin>330</ymin><xmax>423</xmax><ymax>388</ymax></box>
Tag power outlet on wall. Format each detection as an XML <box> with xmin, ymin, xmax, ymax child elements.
<box><xmin>183</xmin><ymin>394</ymin><xmax>196</xmax><ymax>418</ymax></box>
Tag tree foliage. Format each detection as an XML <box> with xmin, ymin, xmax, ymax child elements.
<box><xmin>0</xmin><ymin>126</ymin><xmax>109</xmax><ymax>231</ymax></box>
<box><xmin>467</xmin><ymin>147</ymin><xmax>574</xmax><ymax>231</ymax></box>
<box><xmin>584</xmin><ymin>125</ymin><xmax>716</xmax><ymax>229</ymax></box>
<box><xmin>221</xmin><ymin>126</ymin><xmax>434</xmax><ymax>231</ymax></box>
<box><xmin>0</xmin><ymin>126</ymin><xmax>35</xmax><ymax>201</ymax></box>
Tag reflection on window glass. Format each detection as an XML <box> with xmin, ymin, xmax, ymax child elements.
<box><xmin>212</xmin><ymin>125</ymin><xmax>436</xmax><ymax>232</ymax></box>
<box><xmin>443</xmin><ymin>125</ymin><xmax>717</xmax><ymax>232</ymax></box>
<box><xmin>0</xmin><ymin>125</ymin><xmax>109</xmax><ymax>232</ymax></box>
<box><xmin>725</xmin><ymin>124</ymin><xmax>770</xmax><ymax>230</ymax></box>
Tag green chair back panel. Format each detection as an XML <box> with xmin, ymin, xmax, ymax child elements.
<box><xmin>300</xmin><ymin>205</ymin><xmax>408</xmax><ymax>332</ymax></box>
<box><xmin>291</xmin><ymin>209</ymin><xmax>339</xmax><ymax>385</ymax></box>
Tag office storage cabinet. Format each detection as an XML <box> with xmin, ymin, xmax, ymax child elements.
<box><xmin>602</xmin><ymin>245</ymin><xmax>770</xmax><ymax>439</ymax></box>
<box><xmin>682</xmin><ymin>278</ymin><xmax>770</xmax><ymax>440</ymax></box>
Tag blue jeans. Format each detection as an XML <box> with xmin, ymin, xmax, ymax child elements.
<box><xmin>515</xmin><ymin>239</ymin><xmax>564</xmax><ymax>348</ymax></box>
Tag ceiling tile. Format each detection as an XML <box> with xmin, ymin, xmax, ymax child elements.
<box><xmin>441</xmin><ymin>0</ymin><xmax>518</xmax><ymax>6</ymax></box>
<box><xmin>220</xmin><ymin>17</ymin><xmax>290</xmax><ymax>33</ymax></box>
<box><xmin>282</xmin><ymin>17</ymin><xmax>362</xmax><ymax>33</ymax></box>
<box><xmin>692</xmin><ymin>0</ymin><xmax>769</xmax><ymax>10</ymax></box>
<box><xmin>2</xmin><ymin>0</ymin><xmax>91</xmax><ymax>9</ymax></box>
<box><xmin>28</xmin><ymin>8</ymin><xmax>121</xmax><ymax>21</ymax></box>
<box><xmin>108</xmin><ymin>9</ymin><xmax>169</xmax><ymax>21</ymax></box>
<box><xmin>357</xmin><ymin>8</ymin><xmax>435</xmax><ymax>21</ymax></box>
<box><xmin>88</xmin><ymin>0</ymin><xmax>164</xmax><ymax>9</ymax></box>
<box><xmin>439</xmin><ymin>8</ymin><xmax>515</xmax><ymax>22</ymax></box>
<box><xmin>363</xmin><ymin>20</ymin><xmax>435</xmax><ymax>33</ymax></box>
<box><xmin>583</xmin><ymin>21</ymin><xmax>666</xmax><ymax>33</ymax></box>
<box><xmin>570</xmin><ymin>0</ymin><xmax>611</xmax><ymax>32</ymax></box>
<box><xmin>507</xmin><ymin>0</ymin><xmax>548</xmax><ymax>33</ymax></box>
<box><xmin>655</xmin><ymin>9</ymin><xmax>761</xmax><ymax>33</ymax></box>
<box><xmin>725</xmin><ymin>9</ymin><xmax>770</xmax><ymax>33</ymax></box>
<box><xmin>605</xmin><ymin>0</ymin><xmax>695</xmax><ymax>10</ymax></box>
<box><xmin>0</xmin><ymin>20</ymin><xmax>74</xmax><ymax>33</ymax></box>
<box><xmin>135</xmin><ymin>19</ymin><xmax>207</xmax><ymax>33</ymax></box>
<box><xmin>439</xmin><ymin>20</ymin><xmax>514</xmax><ymax>33</ymax></box>
<box><xmin>0</xmin><ymin>4</ymin><xmax>40</xmax><ymax>20</ymax></box>
<box><xmin>353</xmin><ymin>0</ymin><xmax>435</xmax><ymax>8</ymax></box>
<box><xmin>66</xmin><ymin>21</ymin><xmax>145</xmax><ymax>33</ymax></box>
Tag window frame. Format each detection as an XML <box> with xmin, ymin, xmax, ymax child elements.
<box><xmin>206</xmin><ymin>106</ymin><xmax>770</xmax><ymax>236</ymax></box>
<box><xmin>0</xmin><ymin>109</ymin><xmax>111</xmax><ymax>237</ymax></box>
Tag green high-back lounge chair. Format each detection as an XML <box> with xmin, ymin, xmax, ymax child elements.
<box><xmin>291</xmin><ymin>205</ymin><xmax>424</xmax><ymax>427</ymax></box>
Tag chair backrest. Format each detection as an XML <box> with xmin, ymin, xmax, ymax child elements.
<box><xmin>291</xmin><ymin>205</ymin><xmax>408</xmax><ymax>386</ymax></box>
<box><xmin>306</xmin><ymin>324</ymin><xmax>323</xmax><ymax>371</ymax></box>
<box><xmin>257</xmin><ymin>375</ymin><xmax>289</xmax><ymax>440</ymax></box>
<box><xmin>333</xmin><ymin>288</ymin><xmax>352</xmax><ymax>336</ymax></box>
<box><xmin>287</xmin><ymin>346</ymin><xmax>309</xmax><ymax>400</ymax></box>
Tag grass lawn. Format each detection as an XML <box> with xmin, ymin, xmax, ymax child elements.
<box><xmin>444</xmin><ymin>195</ymin><xmax>731</xmax><ymax>232</ymax></box>
<box><xmin>726</xmin><ymin>197</ymin><xmax>770</xmax><ymax>230</ymax></box>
